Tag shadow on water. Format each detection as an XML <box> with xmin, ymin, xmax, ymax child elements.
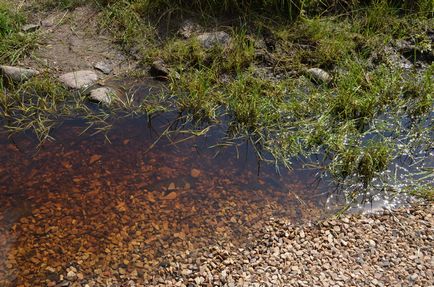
<box><xmin>0</xmin><ymin>113</ymin><xmax>333</xmax><ymax>286</ymax></box>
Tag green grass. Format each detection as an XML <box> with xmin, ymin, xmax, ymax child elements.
<box><xmin>0</xmin><ymin>1</ymin><xmax>38</xmax><ymax>64</ymax></box>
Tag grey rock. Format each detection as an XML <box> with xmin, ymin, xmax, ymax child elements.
<box><xmin>94</xmin><ymin>61</ymin><xmax>113</xmax><ymax>75</ymax></box>
<box><xmin>0</xmin><ymin>65</ymin><xmax>39</xmax><ymax>82</ymax></box>
<box><xmin>22</xmin><ymin>24</ymin><xmax>40</xmax><ymax>32</ymax></box>
<box><xmin>178</xmin><ymin>20</ymin><xmax>201</xmax><ymax>39</ymax></box>
<box><xmin>89</xmin><ymin>87</ymin><xmax>115</xmax><ymax>105</ymax></box>
<box><xmin>409</xmin><ymin>274</ymin><xmax>418</xmax><ymax>281</ymax></box>
<box><xmin>59</xmin><ymin>70</ymin><xmax>98</xmax><ymax>89</ymax></box>
<box><xmin>306</xmin><ymin>68</ymin><xmax>332</xmax><ymax>84</ymax></box>
<box><xmin>383</xmin><ymin>47</ymin><xmax>413</xmax><ymax>69</ymax></box>
<box><xmin>41</xmin><ymin>19</ymin><xmax>55</xmax><ymax>28</ymax></box>
<box><xmin>150</xmin><ymin>59</ymin><xmax>169</xmax><ymax>80</ymax></box>
<box><xmin>196</xmin><ymin>31</ymin><xmax>231</xmax><ymax>49</ymax></box>
<box><xmin>54</xmin><ymin>281</ymin><xmax>70</xmax><ymax>287</ymax></box>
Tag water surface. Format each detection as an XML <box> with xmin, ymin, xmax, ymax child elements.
<box><xmin>0</xmin><ymin>114</ymin><xmax>331</xmax><ymax>286</ymax></box>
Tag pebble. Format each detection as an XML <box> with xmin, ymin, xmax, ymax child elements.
<box><xmin>190</xmin><ymin>168</ymin><xmax>201</xmax><ymax>178</ymax></box>
<box><xmin>58</xmin><ymin>70</ymin><xmax>98</xmax><ymax>89</ymax></box>
<box><xmin>0</xmin><ymin>65</ymin><xmax>39</xmax><ymax>82</ymax></box>
<box><xmin>196</xmin><ymin>31</ymin><xmax>231</xmax><ymax>49</ymax></box>
<box><xmin>150</xmin><ymin>59</ymin><xmax>169</xmax><ymax>80</ymax></box>
<box><xmin>306</xmin><ymin>68</ymin><xmax>332</xmax><ymax>84</ymax></box>
<box><xmin>178</xmin><ymin>20</ymin><xmax>201</xmax><ymax>39</ymax></box>
<box><xmin>66</xmin><ymin>270</ymin><xmax>77</xmax><ymax>281</ymax></box>
<box><xmin>94</xmin><ymin>61</ymin><xmax>113</xmax><ymax>74</ymax></box>
<box><xmin>22</xmin><ymin>23</ymin><xmax>40</xmax><ymax>32</ymax></box>
<box><xmin>89</xmin><ymin>87</ymin><xmax>116</xmax><ymax>105</ymax></box>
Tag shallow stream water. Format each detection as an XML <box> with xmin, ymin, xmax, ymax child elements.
<box><xmin>0</xmin><ymin>114</ymin><xmax>335</xmax><ymax>286</ymax></box>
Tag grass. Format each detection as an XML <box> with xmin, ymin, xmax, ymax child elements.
<box><xmin>1</xmin><ymin>0</ymin><xmax>433</xmax><ymax>199</ymax></box>
<box><xmin>0</xmin><ymin>1</ymin><xmax>38</xmax><ymax>64</ymax></box>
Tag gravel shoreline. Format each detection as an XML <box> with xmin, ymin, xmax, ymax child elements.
<box><xmin>147</xmin><ymin>204</ymin><xmax>433</xmax><ymax>287</ymax></box>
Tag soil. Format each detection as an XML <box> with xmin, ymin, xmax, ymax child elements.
<box><xmin>17</xmin><ymin>5</ymin><xmax>137</xmax><ymax>78</ymax></box>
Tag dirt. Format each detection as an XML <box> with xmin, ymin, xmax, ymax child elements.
<box><xmin>17</xmin><ymin>5</ymin><xmax>138</xmax><ymax>78</ymax></box>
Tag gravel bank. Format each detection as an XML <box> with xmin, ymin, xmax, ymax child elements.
<box><xmin>150</xmin><ymin>204</ymin><xmax>433</xmax><ymax>287</ymax></box>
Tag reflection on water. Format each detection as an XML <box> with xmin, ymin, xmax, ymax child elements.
<box><xmin>0</xmin><ymin>115</ymin><xmax>331</xmax><ymax>286</ymax></box>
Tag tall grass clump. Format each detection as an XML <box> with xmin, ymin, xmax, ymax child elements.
<box><xmin>0</xmin><ymin>2</ymin><xmax>38</xmax><ymax>64</ymax></box>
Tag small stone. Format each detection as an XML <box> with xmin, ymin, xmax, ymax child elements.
<box><xmin>0</xmin><ymin>65</ymin><xmax>39</xmax><ymax>82</ymax></box>
<box><xmin>89</xmin><ymin>154</ymin><xmax>102</xmax><ymax>164</ymax></box>
<box><xmin>168</xmin><ymin>182</ymin><xmax>176</xmax><ymax>190</ymax></box>
<box><xmin>66</xmin><ymin>270</ymin><xmax>77</xmax><ymax>281</ymax></box>
<box><xmin>178</xmin><ymin>20</ymin><xmax>201</xmax><ymax>39</ymax></box>
<box><xmin>194</xmin><ymin>276</ymin><xmax>204</xmax><ymax>285</ymax></box>
<box><xmin>55</xmin><ymin>281</ymin><xmax>70</xmax><ymax>287</ymax></box>
<box><xmin>22</xmin><ymin>24</ymin><xmax>40</xmax><ymax>32</ymax></box>
<box><xmin>196</xmin><ymin>31</ymin><xmax>231</xmax><ymax>49</ymax></box>
<box><xmin>59</xmin><ymin>70</ymin><xmax>98</xmax><ymax>89</ymax></box>
<box><xmin>291</xmin><ymin>265</ymin><xmax>300</xmax><ymax>272</ymax></box>
<box><xmin>368</xmin><ymin>240</ymin><xmax>376</xmax><ymax>247</ymax></box>
<box><xmin>356</xmin><ymin>257</ymin><xmax>364</xmax><ymax>265</ymax></box>
<box><xmin>41</xmin><ymin>18</ymin><xmax>55</xmax><ymax>27</ymax></box>
<box><xmin>163</xmin><ymin>192</ymin><xmax>177</xmax><ymax>200</ymax></box>
<box><xmin>306</xmin><ymin>68</ymin><xmax>332</xmax><ymax>84</ymax></box>
<box><xmin>191</xmin><ymin>168</ymin><xmax>201</xmax><ymax>178</ymax></box>
<box><xmin>150</xmin><ymin>59</ymin><xmax>169</xmax><ymax>80</ymax></box>
<box><xmin>119</xmin><ymin>267</ymin><xmax>126</xmax><ymax>275</ymax></box>
<box><xmin>409</xmin><ymin>273</ymin><xmax>418</xmax><ymax>281</ymax></box>
<box><xmin>89</xmin><ymin>87</ymin><xmax>116</xmax><ymax>105</ymax></box>
<box><xmin>94</xmin><ymin>62</ymin><xmax>113</xmax><ymax>75</ymax></box>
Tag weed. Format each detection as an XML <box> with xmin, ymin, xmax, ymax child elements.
<box><xmin>0</xmin><ymin>1</ymin><xmax>38</xmax><ymax>64</ymax></box>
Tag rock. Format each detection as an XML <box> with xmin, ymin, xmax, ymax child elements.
<box><xmin>119</xmin><ymin>267</ymin><xmax>126</xmax><ymax>275</ymax></box>
<box><xmin>59</xmin><ymin>70</ymin><xmax>98</xmax><ymax>89</ymax></box>
<box><xmin>306</xmin><ymin>68</ymin><xmax>332</xmax><ymax>84</ymax></box>
<box><xmin>168</xmin><ymin>182</ymin><xmax>176</xmax><ymax>191</ymax></box>
<box><xmin>163</xmin><ymin>192</ymin><xmax>177</xmax><ymax>200</ymax></box>
<box><xmin>382</xmin><ymin>46</ymin><xmax>413</xmax><ymax>69</ymax></box>
<box><xmin>89</xmin><ymin>87</ymin><xmax>115</xmax><ymax>105</ymax></box>
<box><xmin>89</xmin><ymin>154</ymin><xmax>102</xmax><ymax>164</ymax></box>
<box><xmin>66</xmin><ymin>270</ymin><xmax>77</xmax><ymax>281</ymax></box>
<box><xmin>194</xmin><ymin>276</ymin><xmax>204</xmax><ymax>285</ymax></box>
<box><xmin>191</xmin><ymin>168</ymin><xmax>201</xmax><ymax>178</ymax></box>
<box><xmin>94</xmin><ymin>61</ymin><xmax>113</xmax><ymax>75</ymax></box>
<box><xmin>178</xmin><ymin>20</ymin><xmax>201</xmax><ymax>39</ymax></box>
<box><xmin>0</xmin><ymin>65</ymin><xmax>39</xmax><ymax>82</ymax></box>
<box><xmin>55</xmin><ymin>281</ymin><xmax>70</xmax><ymax>287</ymax></box>
<box><xmin>150</xmin><ymin>59</ymin><xmax>169</xmax><ymax>80</ymax></box>
<box><xmin>22</xmin><ymin>24</ymin><xmax>40</xmax><ymax>32</ymax></box>
<box><xmin>196</xmin><ymin>31</ymin><xmax>231</xmax><ymax>49</ymax></box>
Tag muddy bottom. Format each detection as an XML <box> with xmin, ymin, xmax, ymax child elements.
<box><xmin>0</xmin><ymin>114</ymin><xmax>332</xmax><ymax>286</ymax></box>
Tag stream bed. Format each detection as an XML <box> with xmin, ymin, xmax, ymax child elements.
<box><xmin>0</xmin><ymin>114</ymin><xmax>336</xmax><ymax>286</ymax></box>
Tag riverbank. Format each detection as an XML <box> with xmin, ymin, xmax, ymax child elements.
<box><xmin>1</xmin><ymin>0</ymin><xmax>433</xmax><ymax>196</ymax></box>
